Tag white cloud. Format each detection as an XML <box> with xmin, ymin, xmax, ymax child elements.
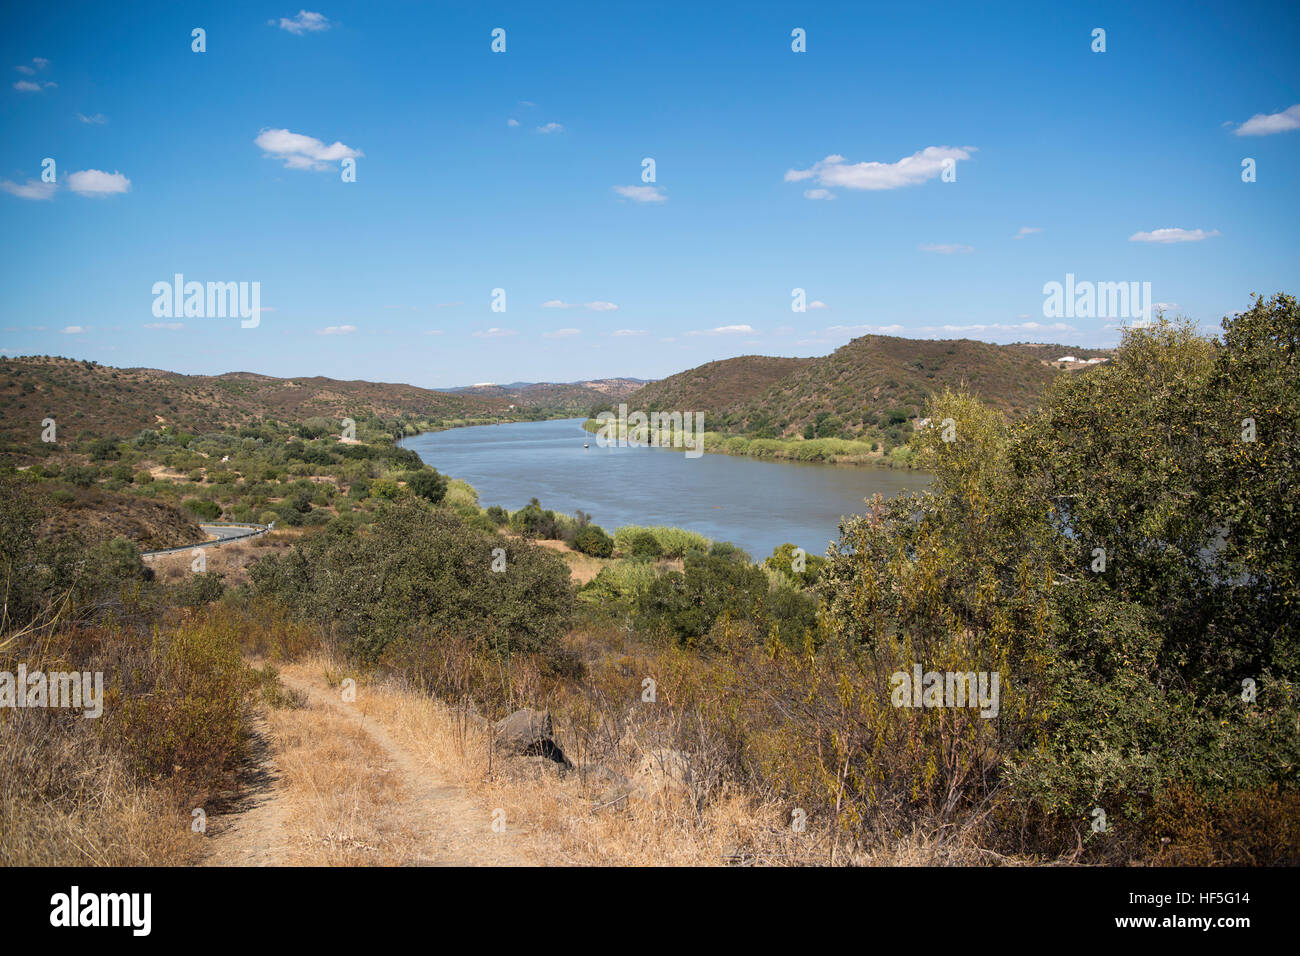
<box><xmin>584</xmin><ymin>301</ymin><xmax>618</xmax><ymax>311</ymax></box>
<box><xmin>32</xmin><ymin>57</ymin><xmax>48</xmax><ymax>70</ymax></box>
<box><xmin>786</xmin><ymin>146</ymin><xmax>974</xmax><ymax>192</ymax></box>
<box><xmin>66</xmin><ymin>169</ymin><xmax>130</xmax><ymax>196</ymax></box>
<box><xmin>925</xmin><ymin>321</ymin><xmax>1077</xmax><ymax>334</ymax></box>
<box><xmin>544</xmin><ymin>328</ymin><xmax>580</xmax><ymax>338</ymax></box>
<box><xmin>536</xmin><ymin>122</ymin><xmax>564</xmax><ymax>134</ymax></box>
<box><xmin>145</xmin><ymin>322</ymin><xmax>184</xmax><ymax>330</ymax></box>
<box><xmin>808</xmin><ymin>300</ymin><xmax>829</xmax><ymax>310</ymax></box>
<box><xmin>542</xmin><ymin>300</ymin><xmax>575</xmax><ymax>309</ymax></box>
<box><xmin>61</xmin><ymin>326</ymin><xmax>86</xmax><ymax>334</ymax></box>
<box><xmin>688</xmin><ymin>324</ymin><xmax>756</xmax><ymax>336</ymax></box>
<box><xmin>613</xmin><ymin>185</ymin><xmax>666</xmax><ymax>203</ymax></box>
<box><xmin>255</xmin><ymin>128</ymin><xmax>362</xmax><ymax>171</ymax></box>
<box><xmin>15</xmin><ymin>66</ymin><xmax>33</xmax><ymax>76</ymax></box>
<box><xmin>1129</xmin><ymin>227</ymin><xmax>1219</xmax><ymax>243</ymax></box>
<box><xmin>317</xmin><ymin>325</ymin><xmax>356</xmax><ymax>335</ymax></box>
<box><xmin>76</xmin><ymin>112</ymin><xmax>108</xmax><ymax>125</ymax></box>
<box><xmin>1014</xmin><ymin>226</ymin><xmax>1042</xmax><ymax>239</ymax></box>
<box><xmin>1</xmin><ymin>178</ymin><xmax>56</xmax><ymax>200</ymax></box>
<box><xmin>920</xmin><ymin>243</ymin><xmax>974</xmax><ymax>254</ymax></box>
<box><xmin>13</xmin><ymin>80</ymin><xmax>55</xmax><ymax>92</ymax></box>
<box><xmin>473</xmin><ymin>327</ymin><xmax>516</xmax><ymax>338</ymax></box>
<box><xmin>507</xmin><ymin>118</ymin><xmax>520</xmax><ymax>127</ymax></box>
<box><xmin>827</xmin><ymin>323</ymin><xmax>904</xmax><ymax>336</ymax></box>
<box><xmin>1233</xmin><ymin>104</ymin><xmax>1300</xmax><ymax>136</ymax></box>
<box><xmin>272</xmin><ymin>11</ymin><xmax>331</xmax><ymax>34</ymax></box>
<box><xmin>423</xmin><ymin>329</ymin><xmax>444</xmax><ymax>335</ymax></box>
<box><xmin>803</xmin><ymin>188</ymin><xmax>835</xmax><ymax>200</ymax></box>
<box><xmin>611</xmin><ymin>329</ymin><xmax>646</xmax><ymax>337</ymax></box>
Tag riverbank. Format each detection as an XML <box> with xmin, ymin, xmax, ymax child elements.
<box><xmin>579</xmin><ymin>418</ymin><xmax>920</xmax><ymax>470</ymax></box>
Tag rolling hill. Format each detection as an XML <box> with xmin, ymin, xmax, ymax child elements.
<box><xmin>0</xmin><ymin>355</ymin><xmax>514</xmax><ymax>443</ymax></box>
<box><xmin>616</xmin><ymin>335</ymin><xmax>1114</xmax><ymax>440</ymax></box>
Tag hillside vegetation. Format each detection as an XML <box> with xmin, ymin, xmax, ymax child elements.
<box><xmin>0</xmin><ymin>356</ymin><xmax>515</xmax><ymax>446</ymax></box>
<box><xmin>615</xmin><ymin>336</ymin><xmax>1114</xmax><ymax>450</ymax></box>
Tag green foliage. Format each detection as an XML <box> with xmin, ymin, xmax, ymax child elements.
<box><xmin>250</xmin><ymin>500</ymin><xmax>574</xmax><ymax>662</ymax></box>
<box><xmin>764</xmin><ymin>542</ymin><xmax>827</xmax><ymax>587</ymax></box>
<box><xmin>573</xmin><ymin>523</ymin><xmax>614</xmax><ymax>558</ymax></box>
<box><xmin>182</xmin><ymin>498</ymin><xmax>221</xmax><ymax>521</ymax></box>
<box><xmin>405</xmin><ymin>468</ymin><xmax>448</xmax><ymax>504</ymax></box>
<box><xmin>813</xmin><ymin>301</ymin><xmax>1300</xmax><ymax>847</ymax></box>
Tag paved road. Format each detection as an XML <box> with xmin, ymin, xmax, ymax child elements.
<box><xmin>141</xmin><ymin>522</ymin><xmax>271</xmax><ymax>558</ymax></box>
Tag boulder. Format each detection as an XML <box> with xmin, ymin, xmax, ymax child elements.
<box><xmin>632</xmin><ymin>748</ymin><xmax>693</xmax><ymax>800</ymax></box>
<box><xmin>494</xmin><ymin>708</ymin><xmax>571</xmax><ymax>767</ymax></box>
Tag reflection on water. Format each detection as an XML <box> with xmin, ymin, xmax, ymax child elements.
<box><xmin>401</xmin><ymin>418</ymin><xmax>931</xmax><ymax>559</ymax></box>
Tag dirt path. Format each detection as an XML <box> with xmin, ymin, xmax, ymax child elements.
<box><xmin>202</xmin><ymin>665</ymin><xmax>535</xmax><ymax>866</ymax></box>
<box><xmin>201</xmin><ymin>714</ymin><xmax>292</xmax><ymax>866</ymax></box>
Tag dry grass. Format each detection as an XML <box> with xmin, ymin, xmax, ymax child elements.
<box><xmin>0</xmin><ymin>709</ymin><xmax>204</xmax><ymax>867</ymax></box>
<box><xmin>271</xmin><ymin>655</ymin><xmax>826</xmax><ymax>866</ymax></box>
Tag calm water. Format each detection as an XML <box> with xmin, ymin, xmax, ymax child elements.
<box><xmin>402</xmin><ymin>418</ymin><xmax>931</xmax><ymax>559</ymax></box>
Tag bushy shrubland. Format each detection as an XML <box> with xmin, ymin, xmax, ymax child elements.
<box><xmin>250</xmin><ymin>500</ymin><xmax>575</xmax><ymax>662</ymax></box>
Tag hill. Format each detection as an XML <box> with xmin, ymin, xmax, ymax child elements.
<box><xmin>0</xmin><ymin>355</ymin><xmax>513</xmax><ymax>444</ymax></box>
<box><xmin>617</xmin><ymin>336</ymin><xmax>1114</xmax><ymax>443</ymax></box>
<box><xmin>622</xmin><ymin>356</ymin><xmax>813</xmax><ymax>418</ymax></box>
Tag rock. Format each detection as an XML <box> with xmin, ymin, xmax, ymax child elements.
<box><xmin>632</xmin><ymin>748</ymin><xmax>693</xmax><ymax>800</ymax></box>
<box><xmin>494</xmin><ymin>708</ymin><xmax>571</xmax><ymax>767</ymax></box>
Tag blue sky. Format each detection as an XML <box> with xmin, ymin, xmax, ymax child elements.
<box><xmin>2</xmin><ymin>0</ymin><xmax>1298</xmax><ymax>388</ymax></box>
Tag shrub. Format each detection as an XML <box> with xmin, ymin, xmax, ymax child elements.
<box><xmin>406</xmin><ymin>469</ymin><xmax>448</xmax><ymax>504</ymax></box>
<box><xmin>573</xmin><ymin>524</ymin><xmax>614</xmax><ymax>558</ymax></box>
<box><xmin>182</xmin><ymin>498</ymin><xmax>221</xmax><ymax>521</ymax></box>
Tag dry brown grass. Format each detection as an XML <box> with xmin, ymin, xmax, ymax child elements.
<box><xmin>0</xmin><ymin>709</ymin><xmax>205</xmax><ymax>867</ymax></box>
<box><xmin>269</xmin><ymin>655</ymin><xmax>827</xmax><ymax>866</ymax></box>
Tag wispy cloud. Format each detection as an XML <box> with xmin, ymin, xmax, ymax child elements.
<box><xmin>544</xmin><ymin>328</ymin><xmax>581</xmax><ymax>338</ymax></box>
<box><xmin>144</xmin><ymin>322</ymin><xmax>184</xmax><ymax>331</ymax></box>
<box><xmin>75</xmin><ymin>112</ymin><xmax>108</xmax><ymax>125</ymax></box>
<box><xmin>255</xmin><ymin>128</ymin><xmax>362</xmax><ymax>170</ymax></box>
<box><xmin>803</xmin><ymin>188</ymin><xmax>835</xmax><ymax>200</ymax></box>
<box><xmin>473</xmin><ymin>327</ymin><xmax>516</xmax><ymax>338</ymax></box>
<box><xmin>61</xmin><ymin>326</ymin><xmax>87</xmax><ymax>335</ymax></box>
<box><xmin>271</xmin><ymin>10</ymin><xmax>331</xmax><ymax>35</ymax></box>
<box><xmin>536</xmin><ymin>122</ymin><xmax>564</xmax><ymax>134</ymax></box>
<box><xmin>542</xmin><ymin>300</ymin><xmax>575</xmax><ymax>309</ymax></box>
<box><xmin>613</xmin><ymin>185</ymin><xmax>666</xmax><ymax>203</ymax></box>
<box><xmin>13</xmin><ymin>80</ymin><xmax>55</xmax><ymax>92</ymax></box>
<box><xmin>1014</xmin><ymin>226</ymin><xmax>1042</xmax><ymax>239</ymax></box>
<box><xmin>507</xmin><ymin>118</ymin><xmax>520</xmax><ymax>127</ymax></box>
<box><xmin>687</xmin><ymin>324</ymin><xmax>756</xmax><ymax>336</ymax></box>
<box><xmin>66</xmin><ymin>169</ymin><xmax>130</xmax><ymax>196</ymax></box>
<box><xmin>919</xmin><ymin>243</ymin><xmax>974</xmax><ymax>254</ymax></box>
<box><xmin>808</xmin><ymin>300</ymin><xmax>829</xmax><ymax>310</ymax></box>
<box><xmin>610</xmin><ymin>329</ymin><xmax>646</xmax><ymax>337</ymax></box>
<box><xmin>317</xmin><ymin>325</ymin><xmax>356</xmax><ymax>335</ymax></box>
<box><xmin>1233</xmin><ymin>104</ymin><xmax>1300</xmax><ymax>136</ymax></box>
<box><xmin>1</xmin><ymin>179</ymin><xmax>56</xmax><ymax>200</ymax></box>
<box><xmin>584</xmin><ymin>301</ymin><xmax>617</xmax><ymax>311</ymax></box>
<box><xmin>786</xmin><ymin>146</ymin><xmax>974</xmax><ymax>193</ymax></box>
<box><xmin>1129</xmin><ymin>227</ymin><xmax>1219</xmax><ymax>243</ymax></box>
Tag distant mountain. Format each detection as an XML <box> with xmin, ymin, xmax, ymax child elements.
<box><xmin>0</xmin><ymin>355</ymin><xmax>512</xmax><ymax>442</ymax></box>
<box><xmin>616</xmin><ymin>336</ymin><xmax>1114</xmax><ymax>440</ymax></box>
<box><xmin>441</xmin><ymin>377</ymin><xmax>652</xmax><ymax>410</ymax></box>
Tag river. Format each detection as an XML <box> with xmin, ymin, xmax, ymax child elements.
<box><xmin>401</xmin><ymin>418</ymin><xmax>931</xmax><ymax>559</ymax></box>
